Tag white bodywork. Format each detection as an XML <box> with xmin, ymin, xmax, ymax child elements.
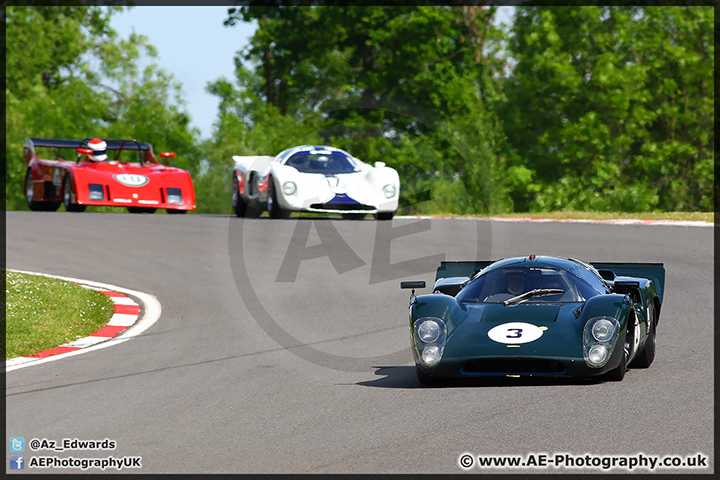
<box><xmin>232</xmin><ymin>145</ymin><xmax>400</xmax><ymax>218</ymax></box>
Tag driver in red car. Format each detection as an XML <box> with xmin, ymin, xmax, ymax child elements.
<box><xmin>83</xmin><ymin>138</ymin><xmax>108</xmax><ymax>162</ymax></box>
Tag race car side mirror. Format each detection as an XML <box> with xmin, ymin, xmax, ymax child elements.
<box><xmin>159</xmin><ymin>152</ymin><xmax>175</xmax><ymax>165</ymax></box>
<box><xmin>401</xmin><ymin>281</ymin><xmax>426</xmax><ymax>305</ymax></box>
<box><xmin>375</xmin><ymin>161</ymin><xmax>386</xmax><ymax>168</ymax></box>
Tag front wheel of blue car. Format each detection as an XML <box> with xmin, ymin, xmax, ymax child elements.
<box><xmin>416</xmin><ymin>365</ymin><xmax>442</xmax><ymax>386</ymax></box>
<box><xmin>602</xmin><ymin>349</ymin><xmax>627</xmax><ymax>382</ymax></box>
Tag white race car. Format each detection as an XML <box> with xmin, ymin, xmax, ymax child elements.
<box><xmin>231</xmin><ymin>145</ymin><xmax>400</xmax><ymax>219</ymax></box>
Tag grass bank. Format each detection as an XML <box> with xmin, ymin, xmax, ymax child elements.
<box><xmin>4</xmin><ymin>271</ymin><xmax>115</xmax><ymax>359</ymax></box>
<box><xmin>481</xmin><ymin>211</ymin><xmax>713</xmax><ymax>222</ymax></box>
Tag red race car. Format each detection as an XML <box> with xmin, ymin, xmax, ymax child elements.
<box><xmin>23</xmin><ymin>137</ymin><xmax>196</xmax><ymax>213</ymax></box>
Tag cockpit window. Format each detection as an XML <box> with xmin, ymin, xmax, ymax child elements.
<box><xmin>284</xmin><ymin>150</ymin><xmax>359</xmax><ymax>174</ymax></box>
<box><xmin>455</xmin><ymin>266</ymin><xmax>601</xmax><ymax>304</ymax></box>
<box><xmin>565</xmin><ymin>263</ymin><xmax>609</xmax><ymax>296</ymax></box>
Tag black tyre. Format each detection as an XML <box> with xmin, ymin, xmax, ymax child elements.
<box><xmin>341</xmin><ymin>213</ymin><xmax>366</xmax><ymax>220</ymax></box>
<box><xmin>267</xmin><ymin>179</ymin><xmax>291</xmax><ymax>219</ymax></box>
<box><xmin>232</xmin><ymin>175</ymin><xmax>249</xmax><ymax>217</ymax></box>
<box><xmin>63</xmin><ymin>175</ymin><xmax>86</xmax><ymax>212</ymax></box>
<box><xmin>375</xmin><ymin>211</ymin><xmax>395</xmax><ymax>220</ymax></box>
<box><xmin>127</xmin><ymin>207</ymin><xmax>157</xmax><ymax>214</ymax></box>
<box><xmin>166</xmin><ymin>209</ymin><xmax>187</xmax><ymax>214</ymax></box>
<box><xmin>25</xmin><ymin>169</ymin><xmax>60</xmax><ymax>211</ymax></box>
<box><xmin>630</xmin><ymin>303</ymin><xmax>656</xmax><ymax>368</ymax></box>
<box><xmin>416</xmin><ymin>365</ymin><xmax>441</xmax><ymax>386</ymax></box>
<box><xmin>602</xmin><ymin>348</ymin><xmax>627</xmax><ymax>382</ymax></box>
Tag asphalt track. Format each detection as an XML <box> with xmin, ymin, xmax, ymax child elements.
<box><xmin>5</xmin><ymin>211</ymin><xmax>714</xmax><ymax>474</ymax></box>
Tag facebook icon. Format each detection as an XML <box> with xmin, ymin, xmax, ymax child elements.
<box><xmin>10</xmin><ymin>455</ymin><xmax>25</xmax><ymax>470</ymax></box>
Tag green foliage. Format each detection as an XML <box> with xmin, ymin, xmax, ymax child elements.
<box><xmin>500</xmin><ymin>6</ymin><xmax>713</xmax><ymax>212</ymax></box>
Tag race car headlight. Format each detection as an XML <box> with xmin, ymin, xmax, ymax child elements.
<box><xmin>414</xmin><ymin>318</ymin><xmax>446</xmax><ymax>345</ymax></box>
<box><xmin>422</xmin><ymin>346</ymin><xmax>442</xmax><ymax>367</ymax></box>
<box><xmin>418</xmin><ymin>319</ymin><xmax>441</xmax><ymax>343</ymax></box>
<box><xmin>383</xmin><ymin>184</ymin><xmax>397</xmax><ymax>198</ymax></box>
<box><xmin>583</xmin><ymin>316</ymin><xmax>620</xmax><ymax>368</ymax></box>
<box><xmin>414</xmin><ymin>317</ymin><xmax>447</xmax><ymax>367</ymax></box>
<box><xmin>592</xmin><ymin>318</ymin><xmax>615</xmax><ymax>342</ymax></box>
<box><xmin>587</xmin><ymin>344</ymin><xmax>609</xmax><ymax>366</ymax></box>
<box><xmin>166</xmin><ymin>188</ymin><xmax>183</xmax><ymax>205</ymax></box>
<box><xmin>282</xmin><ymin>181</ymin><xmax>297</xmax><ymax>195</ymax></box>
<box><xmin>88</xmin><ymin>184</ymin><xmax>105</xmax><ymax>201</ymax></box>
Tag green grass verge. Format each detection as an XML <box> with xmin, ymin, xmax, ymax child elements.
<box><xmin>270</xmin><ymin>210</ymin><xmax>715</xmax><ymax>222</ymax></box>
<box><xmin>3</xmin><ymin>271</ymin><xmax>115</xmax><ymax>359</ymax></box>
<box><xmin>396</xmin><ymin>210</ymin><xmax>713</xmax><ymax>222</ymax></box>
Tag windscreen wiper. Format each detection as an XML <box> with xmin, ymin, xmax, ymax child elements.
<box><xmin>504</xmin><ymin>288</ymin><xmax>565</xmax><ymax>306</ymax></box>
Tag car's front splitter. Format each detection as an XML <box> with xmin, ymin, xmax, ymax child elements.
<box><xmin>415</xmin><ymin>348</ymin><xmax>625</xmax><ymax>379</ymax></box>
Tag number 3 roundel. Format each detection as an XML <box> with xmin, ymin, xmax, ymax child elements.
<box><xmin>488</xmin><ymin>322</ymin><xmax>545</xmax><ymax>344</ymax></box>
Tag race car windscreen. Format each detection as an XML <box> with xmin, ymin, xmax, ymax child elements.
<box><xmin>455</xmin><ymin>267</ymin><xmax>601</xmax><ymax>304</ymax></box>
<box><xmin>284</xmin><ymin>151</ymin><xmax>359</xmax><ymax>174</ymax></box>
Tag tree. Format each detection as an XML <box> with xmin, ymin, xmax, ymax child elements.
<box><xmin>500</xmin><ymin>6</ymin><xmax>713</xmax><ymax>212</ymax></box>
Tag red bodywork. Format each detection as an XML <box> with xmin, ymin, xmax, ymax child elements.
<box><xmin>23</xmin><ymin>137</ymin><xmax>196</xmax><ymax>212</ymax></box>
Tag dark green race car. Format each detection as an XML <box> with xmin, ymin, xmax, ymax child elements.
<box><xmin>401</xmin><ymin>255</ymin><xmax>664</xmax><ymax>385</ymax></box>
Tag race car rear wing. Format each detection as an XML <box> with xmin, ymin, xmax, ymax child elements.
<box><xmin>589</xmin><ymin>262</ymin><xmax>665</xmax><ymax>304</ymax></box>
<box><xmin>433</xmin><ymin>260</ymin><xmax>497</xmax><ymax>295</ymax></box>
<box><xmin>435</xmin><ymin>260</ymin><xmax>496</xmax><ymax>280</ymax></box>
<box><xmin>25</xmin><ymin>137</ymin><xmax>161</xmax><ymax>165</ymax></box>
<box><xmin>26</xmin><ymin>137</ymin><xmax>152</xmax><ymax>152</ymax></box>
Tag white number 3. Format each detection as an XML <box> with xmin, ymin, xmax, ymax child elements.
<box><xmin>488</xmin><ymin>323</ymin><xmax>544</xmax><ymax>344</ymax></box>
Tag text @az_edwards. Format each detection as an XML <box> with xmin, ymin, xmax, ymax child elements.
<box><xmin>28</xmin><ymin>437</ymin><xmax>116</xmax><ymax>452</ymax></box>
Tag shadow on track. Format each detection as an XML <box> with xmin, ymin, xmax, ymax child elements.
<box><xmin>358</xmin><ymin>366</ymin><xmax>605</xmax><ymax>389</ymax></box>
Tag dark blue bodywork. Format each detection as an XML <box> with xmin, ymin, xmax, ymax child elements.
<box><xmin>403</xmin><ymin>256</ymin><xmax>664</xmax><ymax>384</ymax></box>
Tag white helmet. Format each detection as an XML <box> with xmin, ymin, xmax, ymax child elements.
<box><xmin>87</xmin><ymin>138</ymin><xmax>107</xmax><ymax>162</ymax></box>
